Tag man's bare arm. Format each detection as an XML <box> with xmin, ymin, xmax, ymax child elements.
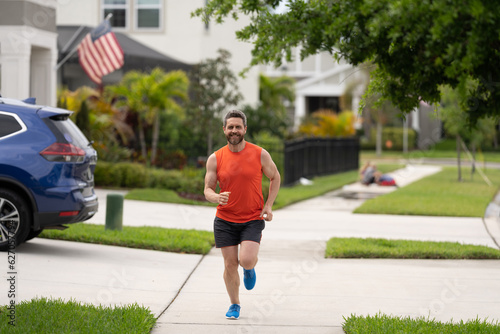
<box><xmin>204</xmin><ymin>154</ymin><xmax>230</xmax><ymax>205</ymax></box>
<box><xmin>260</xmin><ymin>149</ymin><xmax>281</xmax><ymax>221</ymax></box>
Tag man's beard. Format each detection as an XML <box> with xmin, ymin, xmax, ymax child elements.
<box><xmin>226</xmin><ymin>133</ymin><xmax>244</xmax><ymax>145</ymax></box>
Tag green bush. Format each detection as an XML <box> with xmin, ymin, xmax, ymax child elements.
<box><xmin>94</xmin><ymin>162</ymin><xmax>120</xmax><ymax>186</ymax></box>
<box><xmin>178</xmin><ymin>177</ymin><xmax>205</xmax><ymax>194</ymax></box>
<box><xmin>148</xmin><ymin>168</ymin><xmax>184</xmax><ymax>190</ymax></box>
<box><xmin>115</xmin><ymin>162</ymin><xmax>149</xmax><ymax>188</ymax></box>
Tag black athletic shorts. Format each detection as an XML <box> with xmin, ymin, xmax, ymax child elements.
<box><xmin>213</xmin><ymin>217</ymin><xmax>265</xmax><ymax>248</ymax></box>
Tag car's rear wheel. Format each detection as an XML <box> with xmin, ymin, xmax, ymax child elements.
<box><xmin>25</xmin><ymin>228</ymin><xmax>44</xmax><ymax>241</ymax></box>
<box><xmin>0</xmin><ymin>189</ymin><xmax>31</xmax><ymax>251</ymax></box>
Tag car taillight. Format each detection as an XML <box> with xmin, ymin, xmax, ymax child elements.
<box><xmin>40</xmin><ymin>143</ymin><xmax>85</xmax><ymax>163</ymax></box>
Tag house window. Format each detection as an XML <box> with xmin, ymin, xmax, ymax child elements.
<box><xmin>103</xmin><ymin>0</ymin><xmax>128</xmax><ymax>28</ymax></box>
<box><xmin>136</xmin><ymin>0</ymin><xmax>161</xmax><ymax>29</ymax></box>
<box><xmin>102</xmin><ymin>0</ymin><xmax>161</xmax><ymax>30</ymax></box>
<box><xmin>307</xmin><ymin>96</ymin><xmax>340</xmax><ymax>114</ymax></box>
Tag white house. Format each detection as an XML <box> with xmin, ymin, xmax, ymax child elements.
<box><xmin>0</xmin><ymin>0</ymin><xmax>58</xmax><ymax>106</ymax></box>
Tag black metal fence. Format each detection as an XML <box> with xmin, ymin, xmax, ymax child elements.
<box><xmin>284</xmin><ymin>137</ymin><xmax>359</xmax><ymax>185</ymax></box>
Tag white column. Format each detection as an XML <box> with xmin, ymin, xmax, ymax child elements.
<box><xmin>31</xmin><ymin>47</ymin><xmax>57</xmax><ymax>106</ymax></box>
<box><xmin>0</xmin><ymin>35</ymin><xmax>31</xmax><ymax>100</ymax></box>
<box><xmin>351</xmin><ymin>85</ymin><xmax>363</xmax><ymax>129</ymax></box>
<box><xmin>412</xmin><ymin>107</ymin><xmax>420</xmax><ymax>132</ymax></box>
<box><xmin>294</xmin><ymin>94</ymin><xmax>306</xmax><ymax>131</ymax></box>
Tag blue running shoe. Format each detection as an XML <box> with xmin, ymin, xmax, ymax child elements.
<box><xmin>226</xmin><ymin>304</ymin><xmax>240</xmax><ymax>319</ymax></box>
<box><xmin>243</xmin><ymin>268</ymin><xmax>256</xmax><ymax>290</ymax></box>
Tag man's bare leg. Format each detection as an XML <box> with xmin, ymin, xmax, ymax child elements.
<box><xmin>240</xmin><ymin>241</ymin><xmax>260</xmax><ymax>290</ymax></box>
<box><xmin>239</xmin><ymin>240</ymin><xmax>260</xmax><ymax>270</ymax></box>
<box><xmin>221</xmin><ymin>245</ymin><xmax>240</xmax><ymax>305</ymax></box>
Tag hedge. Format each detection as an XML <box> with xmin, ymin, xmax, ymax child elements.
<box><xmin>94</xmin><ymin>162</ymin><xmax>204</xmax><ymax>194</ymax></box>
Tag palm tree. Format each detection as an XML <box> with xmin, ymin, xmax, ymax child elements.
<box><xmin>107</xmin><ymin>68</ymin><xmax>189</xmax><ymax>165</ymax></box>
<box><xmin>58</xmin><ymin>86</ymin><xmax>133</xmax><ymax>152</ymax></box>
<box><xmin>146</xmin><ymin>68</ymin><xmax>189</xmax><ymax>165</ymax></box>
<box><xmin>259</xmin><ymin>74</ymin><xmax>295</xmax><ymax>113</ymax></box>
<box><xmin>106</xmin><ymin>71</ymin><xmax>150</xmax><ymax>161</ymax></box>
<box><xmin>255</xmin><ymin>74</ymin><xmax>295</xmax><ymax>137</ymax></box>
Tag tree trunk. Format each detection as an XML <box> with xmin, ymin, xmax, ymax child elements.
<box><xmin>150</xmin><ymin>112</ymin><xmax>160</xmax><ymax>166</ymax></box>
<box><xmin>494</xmin><ymin>120</ymin><xmax>499</xmax><ymax>149</ymax></box>
<box><xmin>403</xmin><ymin>116</ymin><xmax>408</xmax><ymax>155</ymax></box>
<box><xmin>471</xmin><ymin>143</ymin><xmax>476</xmax><ymax>180</ymax></box>
<box><xmin>456</xmin><ymin>134</ymin><xmax>462</xmax><ymax>182</ymax></box>
<box><xmin>138</xmin><ymin>117</ymin><xmax>148</xmax><ymax>164</ymax></box>
<box><xmin>207</xmin><ymin>131</ymin><xmax>213</xmax><ymax>157</ymax></box>
<box><xmin>376</xmin><ymin>121</ymin><xmax>382</xmax><ymax>157</ymax></box>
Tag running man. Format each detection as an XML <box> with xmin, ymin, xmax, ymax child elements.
<box><xmin>204</xmin><ymin>110</ymin><xmax>281</xmax><ymax>319</ymax></box>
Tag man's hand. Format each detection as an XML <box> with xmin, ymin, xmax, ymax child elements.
<box><xmin>260</xmin><ymin>205</ymin><xmax>273</xmax><ymax>221</ymax></box>
<box><xmin>218</xmin><ymin>191</ymin><xmax>231</xmax><ymax>205</ymax></box>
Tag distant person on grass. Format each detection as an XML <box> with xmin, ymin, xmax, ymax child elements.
<box><xmin>204</xmin><ymin>110</ymin><xmax>281</xmax><ymax>320</ymax></box>
<box><xmin>360</xmin><ymin>161</ymin><xmax>397</xmax><ymax>187</ymax></box>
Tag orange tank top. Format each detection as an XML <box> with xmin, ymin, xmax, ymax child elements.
<box><xmin>215</xmin><ymin>142</ymin><xmax>263</xmax><ymax>223</ymax></box>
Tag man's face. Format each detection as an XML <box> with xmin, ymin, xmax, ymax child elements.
<box><xmin>224</xmin><ymin>117</ymin><xmax>247</xmax><ymax>145</ymax></box>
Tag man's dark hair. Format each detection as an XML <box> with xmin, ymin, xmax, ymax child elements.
<box><xmin>224</xmin><ymin>110</ymin><xmax>247</xmax><ymax>127</ymax></box>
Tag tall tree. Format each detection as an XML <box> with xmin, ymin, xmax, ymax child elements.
<box><xmin>145</xmin><ymin>69</ymin><xmax>189</xmax><ymax>165</ymax></box>
<box><xmin>187</xmin><ymin>49</ymin><xmax>243</xmax><ymax>155</ymax></box>
<box><xmin>193</xmin><ymin>0</ymin><xmax>500</xmax><ymax>124</ymax></box>
<box><xmin>440</xmin><ymin>85</ymin><xmax>497</xmax><ymax>181</ymax></box>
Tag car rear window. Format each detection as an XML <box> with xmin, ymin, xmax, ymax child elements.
<box><xmin>43</xmin><ymin>116</ymin><xmax>90</xmax><ymax>149</ymax></box>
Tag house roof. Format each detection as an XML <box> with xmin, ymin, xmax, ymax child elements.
<box><xmin>57</xmin><ymin>25</ymin><xmax>192</xmax><ymax>73</ymax></box>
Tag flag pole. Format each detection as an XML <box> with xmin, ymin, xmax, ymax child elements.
<box><xmin>54</xmin><ymin>25</ymin><xmax>85</xmax><ymax>71</ymax></box>
<box><xmin>54</xmin><ymin>14</ymin><xmax>113</xmax><ymax>71</ymax></box>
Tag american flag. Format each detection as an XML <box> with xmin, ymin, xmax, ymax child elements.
<box><xmin>78</xmin><ymin>19</ymin><xmax>124</xmax><ymax>85</ymax></box>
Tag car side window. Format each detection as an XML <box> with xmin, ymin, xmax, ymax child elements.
<box><xmin>0</xmin><ymin>112</ymin><xmax>26</xmax><ymax>140</ymax></box>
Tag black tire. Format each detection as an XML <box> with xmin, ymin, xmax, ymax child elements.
<box><xmin>25</xmin><ymin>228</ymin><xmax>44</xmax><ymax>242</ymax></box>
<box><xmin>0</xmin><ymin>189</ymin><xmax>31</xmax><ymax>251</ymax></box>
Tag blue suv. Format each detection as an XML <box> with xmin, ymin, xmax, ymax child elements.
<box><xmin>0</xmin><ymin>97</ymin><xmax>98</xmax><ymax>250</ymax></box>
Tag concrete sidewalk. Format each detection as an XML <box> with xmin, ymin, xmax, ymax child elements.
<box><xmin>5</xmin><ymin>165</ymin><xmax>500</xmax><ymax>333</ymax></box>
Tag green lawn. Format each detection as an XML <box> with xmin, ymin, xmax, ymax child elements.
<box><xmin>0</xmin><ymin>298</ymin><xmax>155</xmax><ymax>334</ymax></box>
<box><xmin>361</xmin><ymin>149</ymin><xmax>500</xmax><ymax>163</ymax></box>
<box><xmin>125</xmin><ymin>188</ymin><xmax>216</xmax><ymax>206</ymax></box>
<box><xmin>40</xmin><ymin>223</ymin><xmax>215</xmax><ymax>255</ymax></box>
<box><xmin>274</xmin><ymin>164</ymin><xmax>403</xmax><ymax>209</ymax></box>
<box><xmin>273</xmin><ymin>170</ymin><xmax>361</xmax><ymax>209</ymax></box>
<box><xmin>326</xmin><ymin>237</ymin><xmax>500</xmax><ymax>259</ymax></box>
<box><xmin>354</xmin><ymin>167</ymin><xmax>500</xmax><ymax>216</ymax></box>
<box><xmin>343</xmin><ymin>313</ymin><xmax>500</xmax><ymax>333</ymax></box>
